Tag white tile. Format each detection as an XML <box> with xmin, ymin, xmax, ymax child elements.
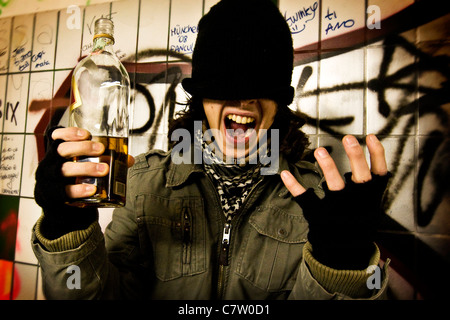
<box><xmin>20</xmin><ymin>134</ymin><xmax>39</xmax><ymax>198</ymax></box>
<box><xmin>26</xmin><ymin>71</ymin><xmax>53</xmax><ymax>133</ymax></box>
<box><xmin>0</xmin><ymin>134</ymin><xmax>24</xmax><ymax>196</ymax></box>
<box><xmin>15</xmin><ymin>198</ymin><xmax>42</xmax><ymax>264</ymax></box>
<box><xmin>9</xmin><ymin>14</ymin><xmax>34</xmax><ymax>73</ymax></box>
<box><xmin>376</xmin><ymin>136</ymin><xmax>415</xmax><ymax>231</ymax></box>
<box><xmin>366</xmin><ymin>45</ymin><xmax>417</xmax><ymax>135</ymax></box>
<box><xmin>291</xmin><ymin>62</ymin><xmax>319</xmax><ymax>135</ymax></box>
<box><xmin>168</xmin><ymin>0</ymin><xmax>202</xmax><ymax>59</ymax></box>
<box><xmin>416</xmin><ymin>136</ymin><xmax>450</xmax><ymax>235</ymax></box>
<box><xmin>52</xmin><ymin>70</ymin><xmax>72</xmax><ymax>127</ymax></box>
<box><xmin>279</xmin><ymin>0</ymin><xmax>320</xmax><ymax>50</ymax></box>
<box><xmin>320</xmin><ymin>48</ymin><xmax>364</xmax><ymax>91</ymax></box>
<box><xmin>319</xmin><ymin>49</ymin><xmax>364</xmax><ymax>135</ymax></box>
<box><xmin>13</xmin><ymin>263</ymin><xmax>38</xmax><ymax>300</ymax></box>
<box><xmin>111</xmin><ymin>0</ymin><xmax>139</xmax><ymax>61</ymax></box>
<box><xmin>133</xmin><ymin>81</ymin><xmax>169</xmax><ymax>138</ymax></box>
<box><xmin>417</xmin><ymin>44</ymin><xmax>449</xmax><ymax>135</ymax></box>
<box><xmin>31</xmin><ymin>10</ymin><xmax>57</xmax><ymax>71</ymax></box>
<box><xmin>0</xmin><ymin>17</ymin><xmax>12</xmax><ymax>73</ymax></box>
<box><xmin>321</xmin><ymin>0</ymin><xmax>365</xmax><ymax>48</ymax></box>
<box><xmin>4</xmin><ymin>73</ymin><xmax>29</xmax><ymax>133</ymax></box>
<box><xmin>137</xmin><ymin>0</ymin><xmax>170</xmax><ymax>63</ymax></box>
<box><xmin>55</xmin><ymin>6</ymin><xmax>83</xmax><ymax>69</ymax></box>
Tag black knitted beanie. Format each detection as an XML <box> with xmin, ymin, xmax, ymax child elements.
<box><xmin>182</xmin><ymin>0</ymin><xmax>295</xmax><ymax>105</ymax></box>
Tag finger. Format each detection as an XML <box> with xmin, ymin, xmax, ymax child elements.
<box><xmin>314</xmin><ymin>148</ymin><xmax>345</xmax><ymax>190</ymax></box>
<box><xmin>57</xmin><ymin>140</ymin><xmax>105</xmax><ymax>158</ymax></box>
<box><xmin>342</xmin><ymin>135</ymin><xmax>372</xmax><ymax>183</ymax></box>
<box><xmin>128</xmin><ymin>155</ymin><xmax>135</xmax><ymax>168</ymax></box>
<box><xmin>52</xmin><ymin>127</ymin><xmax>91</xmax><ymax>141</ymax></box>
<box><xmin>280</xmin><ymin>170</ymin><xmax>306</xmax><ymax>197</ymax></box>
<box><xmin>61</xmin><ymin>162</ymin><xmax>109</xmax><ymax>178</ymax></box>
<box><xmin>65</xmin><ymin>184</ymin><xmax>97</xmax><ymax>199</ymax></box>
<box><xmin>366</xmin><ymin>134</ymin><xmax>388</xmax><ymax>176</ymax></box>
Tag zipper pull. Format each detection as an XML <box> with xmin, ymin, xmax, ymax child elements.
<box><xmin>183</xmin><ymin>209</ymin><xmax>191</xmax><ymax>244</ymax></box>
<box><xmin>219</xmin><ymin>223</ymin><xmax>231</xmax><ymax>266</ymax></box>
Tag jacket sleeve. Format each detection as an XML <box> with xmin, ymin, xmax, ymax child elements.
<box><xmin>290</xmin><ymin>242</ymin><xmax>390</xmax><ymax>300</ymax></box>
<box><xmin>31</xmin><ymin>176</ymin><xmax>150</xmax><ymax>300</ymax></box>
<box><xmin>32</xmin><ymin>218</ymin><xmax>112</xmax><ymax>299</ymax></box>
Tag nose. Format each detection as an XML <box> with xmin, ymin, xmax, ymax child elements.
<box><xmin>240</xmin><ymin>99</ymin><xmax>257</xmax><ymax>107</ymax></box>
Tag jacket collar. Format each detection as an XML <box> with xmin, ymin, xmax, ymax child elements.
<box><xmin>166</xmin><ymin>160</ymin><xmax>204</xmax><ymax>188</ymax></box>
<box><xmin>165</xmin><ymin>150</ymin><xmax>296</xmax><ymax>188</ymax></box>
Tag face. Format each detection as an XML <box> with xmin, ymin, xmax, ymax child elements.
<box><xmin>203</xmin><ymin>98</ymin><xmax>278</xmax><ymax>159</ymax></box>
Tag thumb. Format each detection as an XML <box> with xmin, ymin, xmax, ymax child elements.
<box><xmin>127</xmin><ymin>155</ymin><xmax>135</xmax><ymax>168</ymax></box>
<box><xmin>280</xmin><ymin>170</ymin><xmax>307</xmax><ymax>197</ymax></box>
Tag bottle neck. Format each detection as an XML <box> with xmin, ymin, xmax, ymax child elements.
<box><xmin>92</xmin><ymin>35</ymin><xmax>115</xmax><ymax>53</ymax></box>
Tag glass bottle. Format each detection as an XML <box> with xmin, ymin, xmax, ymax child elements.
<box><xmin>68</xmin><ymin>18</ymin><xmax>130</xmax><ymax>208</ymax></box>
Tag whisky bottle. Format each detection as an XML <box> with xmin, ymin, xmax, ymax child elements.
<box><xmin>68</xmin><ymin>18</ymin><xmax>130</xmax><ymax>208</ymax></box>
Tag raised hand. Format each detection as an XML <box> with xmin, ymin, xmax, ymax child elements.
<box><xmin>281</xmin><ymin>134</ymin><xmax>391</xmax><ymax>269</ymax></box>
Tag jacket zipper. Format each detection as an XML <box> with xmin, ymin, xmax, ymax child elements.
<box><xmin>215</xmin><ymin>177</ymin><xmax>266</xmax><ymax>299</ymax></box>
<box><xmin>219</xmin><ymin>222</ymin><xmax>231</xmax><ymax>266</ymax></box>
<box><xmin>182</xmin><ymin>207</ymin><xmax>191</xmax><ymax>265</ymax></box>
<box><xmin>217</xmin><ymin>222</ymin><xmax>231</xmax><ymax>297</ymax></box>
<box><xmin>203</xmin><ymin>174</ymin><xmax>233</xmax><ymax>299</ymax></box>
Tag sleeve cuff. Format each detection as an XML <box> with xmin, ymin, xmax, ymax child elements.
<box><xmin>303</xmin><ymin>241</ymin><xmax>381</xmax><ymax>298</ymax></box>
<box><xmin>34</xmin><ymin>214</ymin><xmax>99</xmax><ymax>252</ymax></box>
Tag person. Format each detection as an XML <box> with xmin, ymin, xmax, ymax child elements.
<box><xmin>32</xmin><ymin>0</ymin><xmax>391</xmax><ymax>300</ymax></box>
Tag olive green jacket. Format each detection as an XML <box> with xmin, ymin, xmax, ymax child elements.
<box><xmin>32</xmin><ymin>149</ymin><xmax>389</xmax><ymax>300</ymax></box>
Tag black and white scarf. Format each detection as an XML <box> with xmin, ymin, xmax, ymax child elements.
<box><xmin>195</xmin><ymin>124</ymin><xmax>264</xmax><ymax>222</ymax></box>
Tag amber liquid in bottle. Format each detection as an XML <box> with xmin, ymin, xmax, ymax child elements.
<box><xmin>68</xmin><ymin>136</ymin><xmax>128</xmax><ymax>208</ymax></box>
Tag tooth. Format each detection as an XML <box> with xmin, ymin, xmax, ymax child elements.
<box><xmin>232</xmin><ymin>114</ymin><xmax>236</xmax><ymax>121</ymax></box>
<box><xmin>227</xmin><ymin>114</ymin><xmax>233</xmax><ymax>120</ymax></box>
<box><xmin>236</xmin><ymin>115</ymin><xmax>242</xmax><ymax>123</ymax></box>
<box><xmin>248</xmin><ymin>117</ymin><xmax>255</xmax><ymax>123</ymax></box>
<box><xmin>241</xmin><ymin>116</ymin><xmax>248</xmax><ymax>124</ymax></box>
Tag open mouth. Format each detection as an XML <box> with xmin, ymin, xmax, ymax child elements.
<box><xmin>224</xmin><ymin>113</ymin><xmax>257</xmax><ymax>142</ymax></box>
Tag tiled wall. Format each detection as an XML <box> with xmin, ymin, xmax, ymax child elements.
<box><xmin>0</xmin><ymin>0</ymin><xmax>448</xmax><ymax>300</ymax></box>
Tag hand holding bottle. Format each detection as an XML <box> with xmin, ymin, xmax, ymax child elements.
<box><xmin>34</xmin><ymin>126</ymin><xmax>135</xmax><ymax>239</ymax></box>
<box><xmin>52</xmin><ymin>127</ymin><xmax>110</xmax><ymax>198</ymax></box>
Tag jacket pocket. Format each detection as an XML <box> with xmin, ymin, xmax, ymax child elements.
<box><xmin>236</xmin><ymin>205</ymin><xmax>309</xmax><ymax>292</ymax></box>
<box><xmin>136</xmin><ymin>194</ymin><xmax>206</xmax><ymax>281</ymax></box>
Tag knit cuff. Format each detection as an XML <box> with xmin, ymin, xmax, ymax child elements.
<box><xmin>35</xmin><ymin>214</ymin><xmax>99</xmax><ymax>252</ymax></box>
<box><xmin>303</xmin><ymin>241</ymin><xmax>380</xmax><ymax>298</ymax></box>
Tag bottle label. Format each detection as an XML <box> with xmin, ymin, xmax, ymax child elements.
<box><xmin>113</xmin><ymin>159</ymin><xmax>127</xmax><ymax>197</ymax></box>
<box><xmin>70</xmin><ymin>76</ymin><xmax>82</xmax><ymax>112</ymax></box>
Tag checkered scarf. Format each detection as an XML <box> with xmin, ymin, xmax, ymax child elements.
<box><xmin>195</xmin><ymin>124</ymin><xmax>263</xmax><ymax>221</ymax></box>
